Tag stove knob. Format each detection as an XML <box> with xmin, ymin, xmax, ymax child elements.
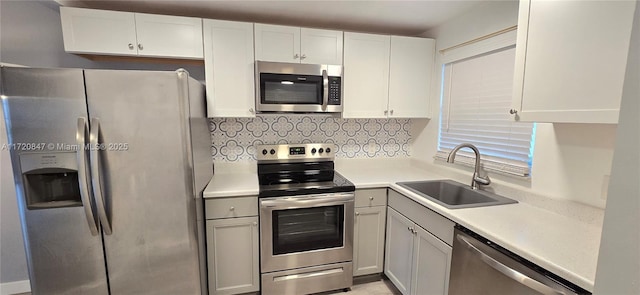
<box><xmin>318</xmin><ymin>148</ymin><xmax>324</xmax><ymax>154</ymax></box>
<box><xmin>262</xmin><ymin>149</ymin><xmax>268</xmax><ymax>155</ymax></box>
<box><xmin>270</xmin><ymin>149</ymin><xmax>276</xmax><ymax>155</ymax></box>
<box><xmin>311</xmin><ymin>148</ymin><xmax>317</xmax><ymax>154</ymax></box>
<box><xmin>325</xmin><ymin>147</ymin><xmax>331</xmax><ymax>154</ymax></box>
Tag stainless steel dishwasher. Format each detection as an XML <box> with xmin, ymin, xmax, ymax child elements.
<box><xmin>448</xmin><ymin>226</ymin><xmax>590</xmax><ymax>295</ymax></box>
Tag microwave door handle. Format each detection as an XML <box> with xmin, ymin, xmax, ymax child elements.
<box><xmin>322</xmin><ymin>69</ymin><xmax>328</xmax><ymax>111</ymax></box>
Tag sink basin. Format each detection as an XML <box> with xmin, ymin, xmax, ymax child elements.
<box><xmin>396</xmin><ymin>180</ymin><xmax>517</xmax><ymax>209</ymax></box>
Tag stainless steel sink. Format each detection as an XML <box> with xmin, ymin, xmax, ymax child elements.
<box><xmin>396</xmin><ymin>180</ymin><xmax>517</xmax><ymax>209</ymax></box>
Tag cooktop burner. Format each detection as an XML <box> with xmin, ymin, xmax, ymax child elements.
<box><xmin>257</xmin><ymin>143</ymin><xmax>355</xmax><ymax>198</ymax></box>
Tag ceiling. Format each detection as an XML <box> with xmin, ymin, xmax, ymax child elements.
<box><xmin>54</xmin><ymin>0</ymin><xmax>493</xmax><ymax>36</ymax></box>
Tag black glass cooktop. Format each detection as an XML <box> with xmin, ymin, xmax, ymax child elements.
<box><xmin>257</xmin><ymin>162</ymin><xmax>355</xmax><ymax>198</ymax></box>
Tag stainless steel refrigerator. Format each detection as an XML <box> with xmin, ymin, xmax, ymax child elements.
<box><xmin>1</xmin><ymin>67</ymin><xmax>213</xmax><ymax>294</ymax></box>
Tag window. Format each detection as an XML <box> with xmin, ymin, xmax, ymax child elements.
<box><xmin>436</xmin><ymin>30</ymin><xmax>536</xmax><ymax>177</ymax></box>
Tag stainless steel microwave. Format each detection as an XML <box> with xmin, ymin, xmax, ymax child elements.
<box><xmin>255</xmin><ymin>61</ymin><xmax>343</xmax><ymax>113</ymax></box>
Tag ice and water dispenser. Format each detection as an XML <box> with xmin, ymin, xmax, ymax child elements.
<box><xmin>19</xmin><ymin>152</ymin><xmax>83</xmax><ymax>209</ymax></box>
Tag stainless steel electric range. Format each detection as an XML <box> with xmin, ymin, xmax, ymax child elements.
<box><xmin>257</xmin><ymin>143</ymin><xmax>355</xmax><ymax>295</ymax></box>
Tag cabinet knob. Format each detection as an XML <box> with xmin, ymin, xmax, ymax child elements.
<box><xmin>407</xmin><ymin>226</ymin><xmax>411</xmax><ymax>232</ymax></box>
<box><xmin>294</xmin><ymin>54</ymin><xmax>300</xmax><ymax>59</ymax></box>
<box><xmin>249</xmin><ymin>108</ymin><xmax>255</xmax><ymax>114</ymax></box>
<box><xmin>369</xmin><ymin>197</ymin><xmax>374</xmax><ymax>201</ymax></box>
<box><xmin>355</xmin><ymin>212</ymin><xmax>359</xmax><ymax>216</ymax></box>
<box><xmin>253</xmin><ymin>222</ymin><xmax>257</xmax><ymax>226</ymax></box>
<box><xmin>138</xmin><ymin>43</ymin><xmax>143</xmax><ymax>50</ymax></box>
<box><xmin>390</xmin><ymin>110</ymin><xmax>394</xmax><ymax>115</ymax></box>
<box><xmin>509</xmin><ymin>109</ymin><xmax>518</xmax><ymax>115</ymax></box>
<box><xmin>229</xmin><ymin>206</ymin><xmax>235</xmax><ymax>211</ymax></box>
<box><xmin>128</xmin><ymin>43</ymin><xmax>134</xmax><ymax>50</ymax></box>
<box><xmin>301</xmin><ymin>54</ymin><xmax>307</xmax><ymax>59</ymax></box>
<box><xmin>384</xmin><ymin>110</ymin><xmax>388</xmax><ymax>115</ymax></box>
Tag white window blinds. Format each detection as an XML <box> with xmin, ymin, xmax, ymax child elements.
<box><xmin>437</xmin><ymin>43</ymin><xmax>535</xmax><ymax>177</ymax></box>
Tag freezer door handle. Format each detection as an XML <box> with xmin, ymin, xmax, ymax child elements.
<box><xmin>456</xmin><ymin>234</ymin><xmax>567</xmax><ymax>295</ymax></box>
<box><xmin>89</xmin><ymin>118</ymin><xmax>112</xmax><ymax>235</ymax></box>
<box><xmin>76</xmin><ymin>118</ymin><xmax>99</xmax><ymax>236</ymax></box>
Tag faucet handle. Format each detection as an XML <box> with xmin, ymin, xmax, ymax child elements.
<box><xmin>474</xmin><ymin>174</ymin><xmax>491</xmax><ymax>186</ymax></box>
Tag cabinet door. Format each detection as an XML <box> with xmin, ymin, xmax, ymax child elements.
<box><xmin>206</xmin><ymin>217</ymin><xmax>259</xmax><ymax>295</ymax></box>
<box><xmin>300</xmin><ymin>28</ymin><xmax>343</xmax><ymax>65</ymax></box>
<box><xmin>60</xmin><ymin>7</ymin><xmax>137</xmax><ymax>56</ymax></box>
<box><xmin>134</xmin><ymin>13</ymin><xmax>203</xmax><ymax>59</ymax></box>
<box><xmin>384</xmin><ymin>207</ymin><xmax>414</xmax><ymax>295</ymax></box>
<box><xmin>512</xmin><ymin>0</ymin><xmax>636</xmax><ymax>123</ymax></box>
<box><xmin>388</xmin><ymin>36</ymin><xmax>434</xmax><ymax>118</ymax></box>
<box><xmin>411</xmin><ymin>226</ymin><xmax>452</xmax><ymax>295</ymax></box>
<box><xmin>343</xmin><ymin>32</ymin><xmax>390</xmax><ymax>118</ymax></box>
<box><xmin>203</xmin><ymin>19</ymin><xmax>256</xmax><ymax>118</ymax></box>
<box><xmin>254</xmin><ymin>24</ymin><xmax>300</xmax><ymax>63</ymax></box>
<box><xmin>353</xmin><ymin>206</ymin><xmax>387</xmax><ymax>276</ymax></box>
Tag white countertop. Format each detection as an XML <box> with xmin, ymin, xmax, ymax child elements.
<box><xmin>203</xmin><ymin>162</ymin><xmax>258</xmax><ymax>198</ymax></box>
<box><xmin>203</xmin><ymin>158</ymin><xmax>602</xmax><ymax>292</ymax></box>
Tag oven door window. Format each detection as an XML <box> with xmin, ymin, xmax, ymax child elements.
<box><xmin>260</xmin><ymin>73</ymin><xmax>322</xmax><ymax>105</ymax></box>
<box><xmin>272</xmin><ymin>205</ymin><xmax>344</xmax><ymax>255</ymax></box>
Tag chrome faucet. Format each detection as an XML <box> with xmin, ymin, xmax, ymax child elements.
<box><xmin>446</xmin><ymin>143</ymin><xmax>491</xmax><ymax>190</ymax></box>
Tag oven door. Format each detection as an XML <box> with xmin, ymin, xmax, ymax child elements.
<box><xmin>260</xmin><ymin>192</ymin><xmax>354</xmax><ymax>273</ymax></box>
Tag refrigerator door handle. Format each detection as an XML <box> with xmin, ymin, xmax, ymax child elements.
<box><xmin>89</xmin><ymin>118</ymin><xmax>113</xmax><ymax>235</ymax></box>
<box><xmin>76</xmin><ymin>118</ymin><xmax>99</xmax><ymax>236</ymax></box>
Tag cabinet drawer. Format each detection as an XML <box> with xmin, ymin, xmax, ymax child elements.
<box><xmin>205</xmin><ymin>196</ymin><xmax>258</xmax><ymax>219</ymax></box>
<box><xmin>388</xmin><ymin>189</ymin><xmax>454</xmax><ymax>245</ymax></box>
<box><xmin>355</xmin><ymin>189</ymin><xmax>387</xmax><ymax>207</ymax></box>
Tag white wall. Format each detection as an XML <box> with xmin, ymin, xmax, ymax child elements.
<box><xmin>414</xmin><ymin>0</ymin><xmax>616</xmax><ymax>208</ymax></box>
<box><xmin>0</xmin><ymin>0</ymin><xmax>206</xmax><ymax>286</ymax></box>
<box><xmin>594</xmin><ymin>1</ymin><xmax>639</xmax><ymax>292</ymax></box>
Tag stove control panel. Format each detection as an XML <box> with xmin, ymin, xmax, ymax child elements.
<box><xmin>257</xmin><ymin>143</ymin><xmax>336</xmax><ymax>163</ymax></box>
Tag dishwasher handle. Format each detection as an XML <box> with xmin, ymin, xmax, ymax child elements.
<box><xmin>456</xmin><ymin>234</ymin><xmax>567</xmax><ymax>295</ymax></box>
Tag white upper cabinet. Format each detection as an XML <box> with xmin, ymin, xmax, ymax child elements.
<box><xmin>134</xmin><ymin>13</ymin><xmax>203</xmax><ymax>59</ymax></box>
<box><xmin>254</xmin><ymin>24</ymin><xmax>300</xmax><ymax>63</ymax></box>
<box><xmin>343</xmin><ymin>32</ymin><xmax>390</xmax><ymax>118</ymax></box>
<box><xmin>512</xmin><ymin>0</ymin><xmax>636</xmax><ymax>123</ymax></box>
<box><xmin>255</xmin><ymin>24</ymin><xmax>343</xmax><ymax>64</ymax></box>
<box><xmin>203</xmin><ymin>19</ymin><xmax>256</xmax><ymax>118</ymax></box>
<box><xmin>300</xmin><ymin>28</ymin><xmax>343</xmax><ymax>64</ymax></box>
<box><xmin>60</xmin><ymin>7</ymin><xmax>203</xmax><ymax>59</ymax></box>
<box><xmin>344</xmin><ymin>33</ymin><xmax>435</xmax><ymax>119</ymax></box>
<box><xmin>61</xmin><ymin>7</ymin><xmax>137</xmax><ymax>56</ymax></box>
<box><xmin>388</xmin><ymin>36</ymin><xmax>435</xmax><ymax>118</ymax></box>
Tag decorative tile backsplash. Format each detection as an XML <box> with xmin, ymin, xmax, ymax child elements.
<box><xmin>209</xmin><ymin>115</ymin><xmax>412</xmax><ymax>162</ymax></box>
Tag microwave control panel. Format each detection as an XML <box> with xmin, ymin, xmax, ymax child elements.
<box><xmin>328</xmin><ymin>77</ymin><xmax>341</xmax><ymax>105</ymax></box>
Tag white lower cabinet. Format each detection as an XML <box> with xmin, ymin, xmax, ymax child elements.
<box><xmin>411</xmin><ymin>225</ymin><xmax>452</xmax><ymax>295</ymax></box>
<box><xmin>205</xmin><ymin>197</ymin><xmax>259</xmax><ymax>295</ymax></box>
<box><xmin>384</xmin><ymin>208</ymin><xmax>414</xmax><ymax>294</ymax></box>
<box><xmin>353</xmin><ymin>189</ymin><xmax>387</xmax><ymax>277</ymax></box>
<box><xmin>385</xmin><ymin>207</ymin><xmax>452</xmax><ymax>295</ymax></box>
<box><xmin>354</xmin><ymin>206</ymin><xmax>387</xmax><ymax>276</ymax></box>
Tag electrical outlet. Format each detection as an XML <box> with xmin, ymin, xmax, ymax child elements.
<box><xmin>601</xmin><ymin>175</ymin><xmax>611</xmax><ymax>200</ymax></box>
<box><xmin>367</xmin><ymin>142</ymin><xmax>376</xmax><ymax>153</ymax></box>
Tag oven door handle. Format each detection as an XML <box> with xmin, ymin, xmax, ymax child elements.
<box><xmin>261</xmin><ymin>193</ymin><xmax>354</xmax><ymax>208</ymax></box>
